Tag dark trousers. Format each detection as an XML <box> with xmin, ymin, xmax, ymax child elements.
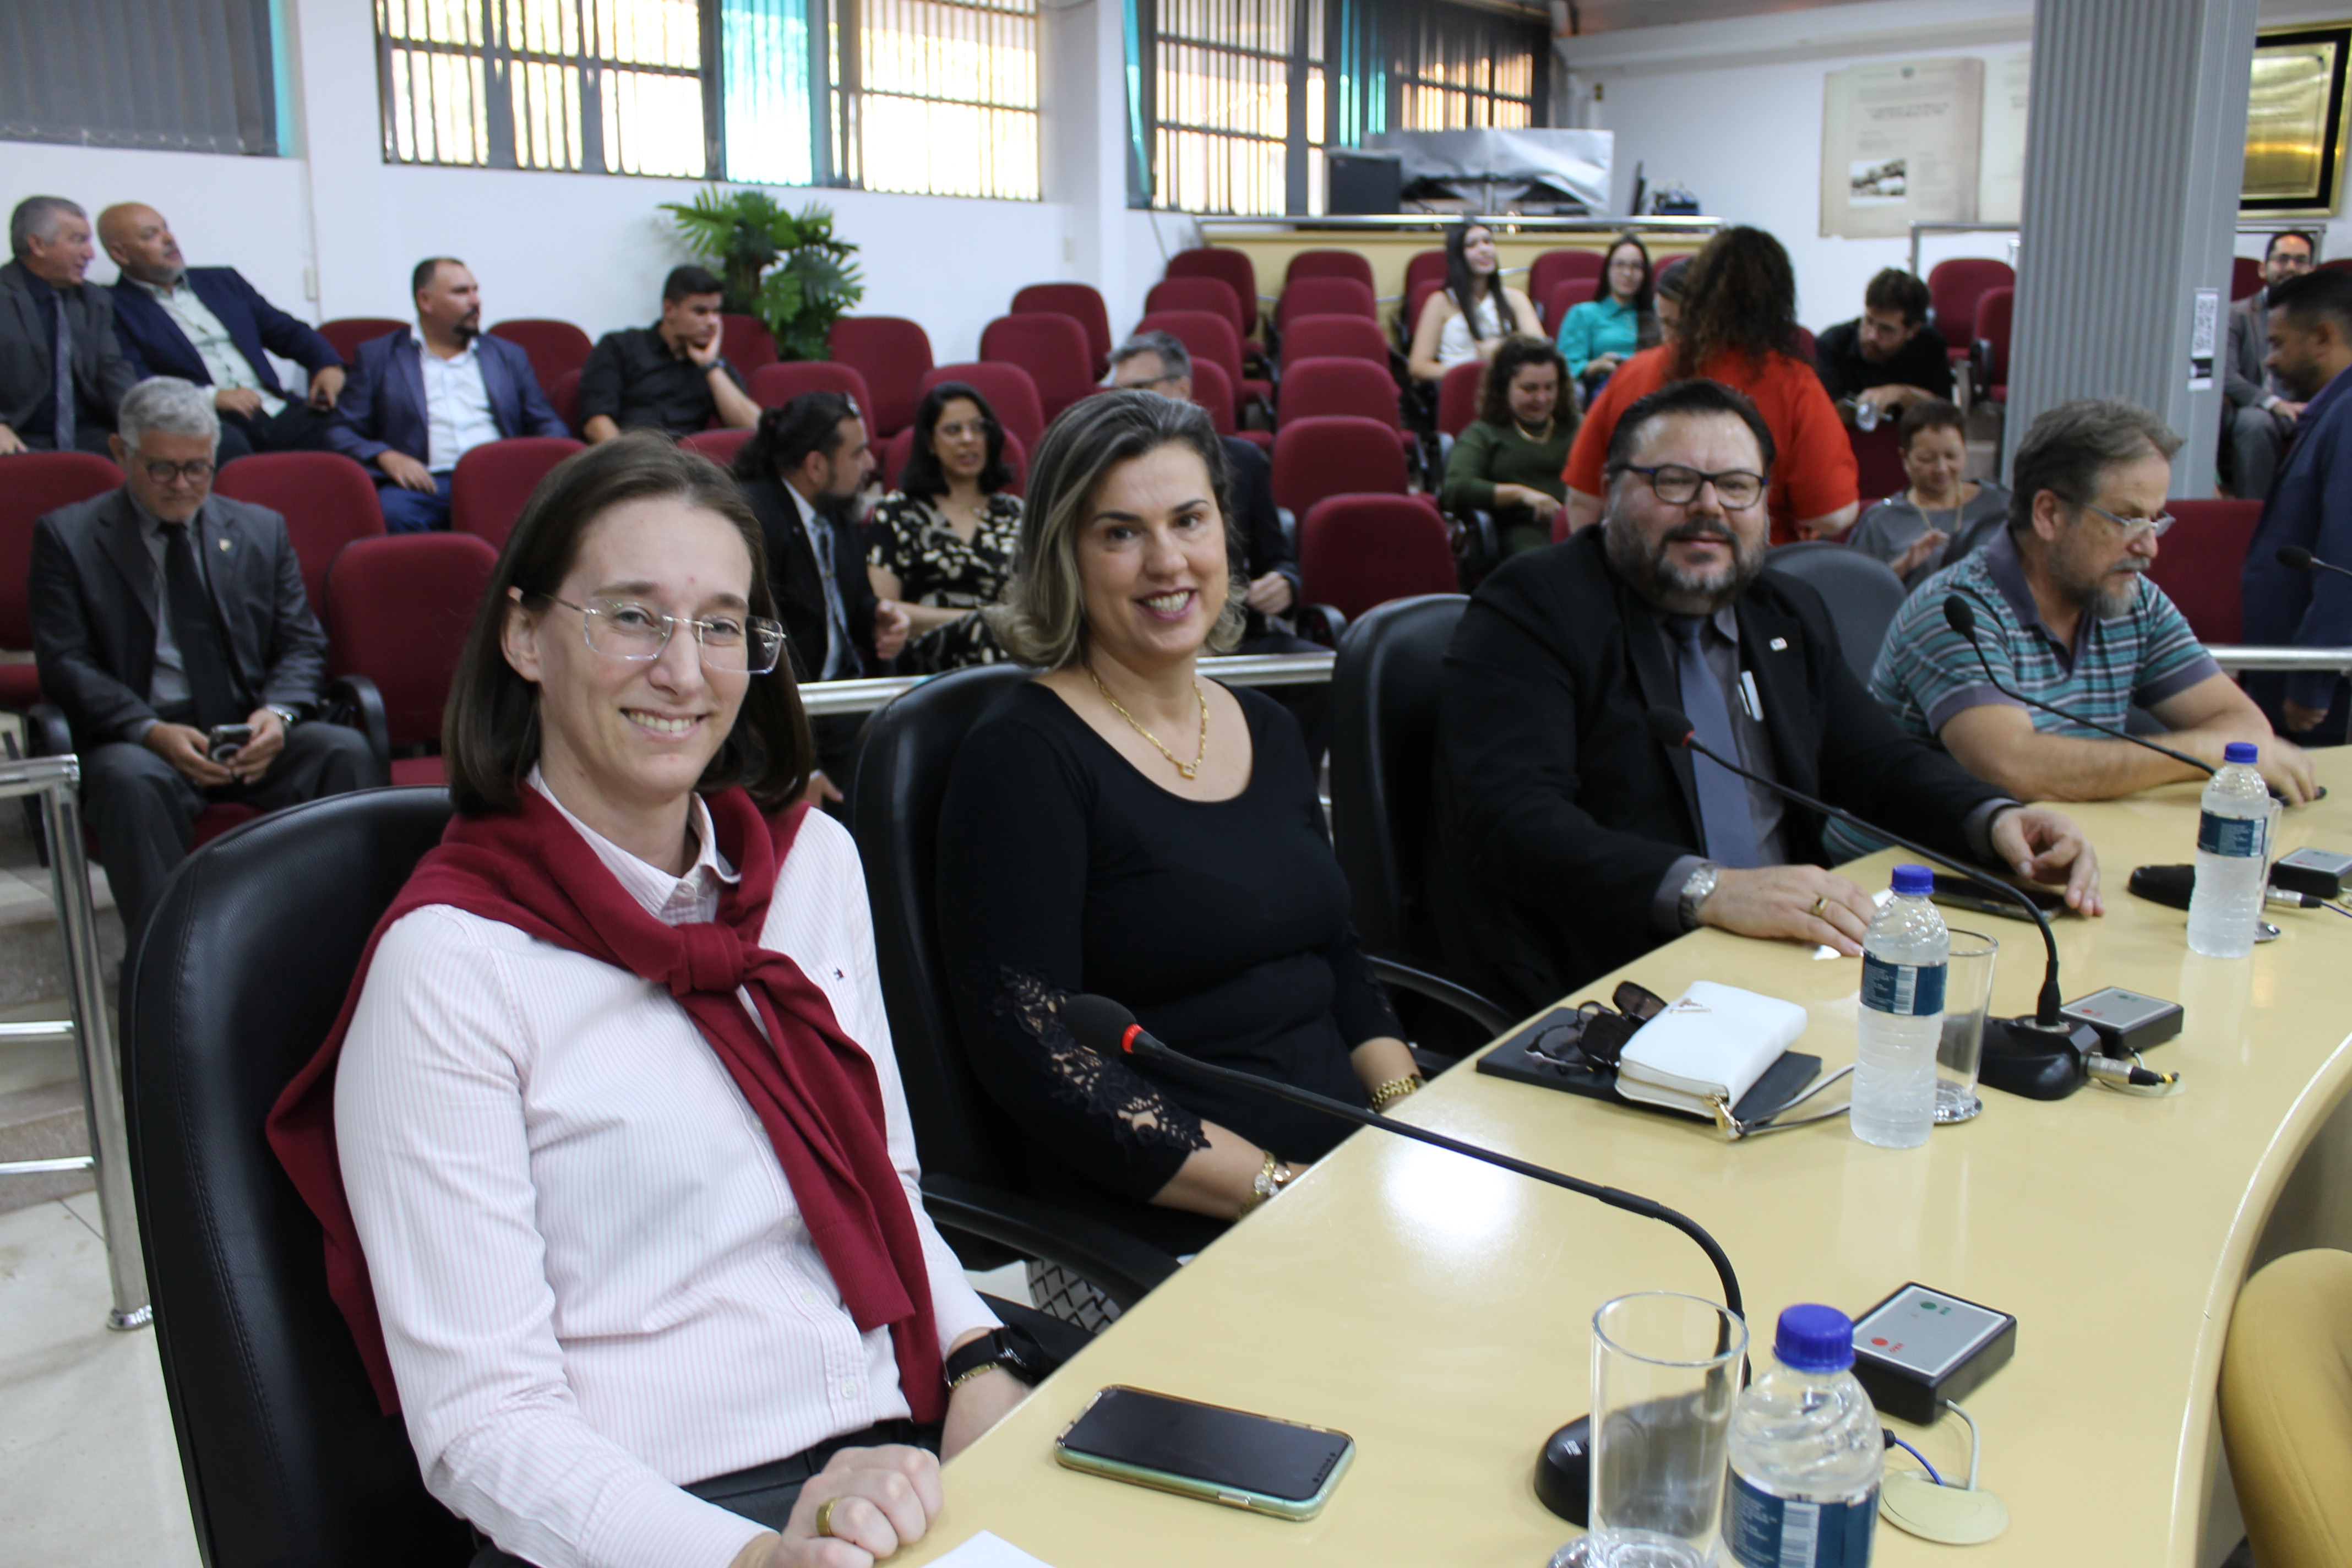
<box><xmin>377</xmin><ymin>470</ymin><xmax>455</xmax><ymax>533</ymax></box>
<box><xmin>465</xmin><ymin>1419</ymin><xmax>940</xmax><ymax>1568</ymax></box>
<box><xmin>82</xmin><ymin>721</ymin><xmax>384</xmax><ymax>940</ymax></box>
<box><xmin>216</xmin><ymin>402</ymin><xmax>339</xmax><ymax>464</ymax></box>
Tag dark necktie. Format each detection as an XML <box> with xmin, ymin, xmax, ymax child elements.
<box><xmin>1666</xmin><ymin>614</ymin><xmax>1762</xmax><ymax>869</ymax></box>
<box><xmin>52</xmin><ymin>292</ymin><xmax>75</xmax><ymax>451</ymax></box>
<box><xmin>162</xmin><ymin>521</ymin><xmax>246</xmax><ymax>729</ymax></box>
<box><xmin>809</xmin><ymin>508</ymin><xmax>852</xmax><ymax>679</ymax></box>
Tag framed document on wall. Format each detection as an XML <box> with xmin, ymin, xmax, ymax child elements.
<box><xmin>1820</xmin><ymin>57</ymin><xmax>1986</xmax><ymax>239</ymax></box>
<box><xmin>2244</xmin><ymin>25</ymin><xmax>2352</xmax><ymax>216</ymax></box>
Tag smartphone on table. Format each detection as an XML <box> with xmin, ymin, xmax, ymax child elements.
<box><xmin>1053</xmin><ymin>1385</ymin><xmax>1355</xmax><ymax>1521</ymax></box>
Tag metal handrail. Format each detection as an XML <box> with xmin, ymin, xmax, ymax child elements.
<box><xmin>1196</xmin><ymin>214</ymin><xmax>1724</xmax><ymax>236</ymax></box>
<box><xmin>2206</xmin><ymin>645</ymin><xmax>2352</xmax><ymax>674</ymax></box>
<box><xmin>797</xmin><ymin>651</ymin><xmax>1337</xmax><ymax>718</ymax></box>
<box><xmin>0</xmin><ymin>755</ymin><xmax>148</xmax><ymax>1330</ymax></box>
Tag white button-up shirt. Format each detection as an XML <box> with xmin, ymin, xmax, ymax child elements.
<box><xmin>336</xmin><ymin>777</ymin><xmax>994</xmax><ymax>1568</ymax></box>
<box><xmin>413</xmin><ymin>328</ymin><xmax>503</xmax><ymax>471</ymax></box>
<box><xmin>135</xmin><ymin>276</ymin><xmax>282</xmax><ymax>414</ymax></box>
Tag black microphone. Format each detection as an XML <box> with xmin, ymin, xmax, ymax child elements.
<box><xmin>1940</xmin><ymin>594</ymin><xmax>2214</xmax><ymax>778</ymax></box>
<box><xmin>2278</xmin><ymin>544</ymin><xmax>2352</xmax><ymax>582</ymax></box>
<box><xmin>1061</xmin><ymin>992</ymin><xmax>1743</xmax><ymax>1527</ymax></box>
<box><xmin>1641</xmin><ymin>707</ymin><xmax>2099</xmax><ymax>1100</ymax></box>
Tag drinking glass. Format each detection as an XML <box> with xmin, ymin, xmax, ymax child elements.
<box><xmin>1935</xmin><ymin>928</ymin><xmax>1999</xmax><ymax>1124</ymax></box>
<box><xmin>1552</xmin><ymin>1291</ymin><xmax>1747</xmax><ymax>1568</ymax></box>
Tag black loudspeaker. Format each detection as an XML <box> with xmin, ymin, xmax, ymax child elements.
<box><xmin>1328</xmin><ymin>150</ymin><xmax>1402</xmax><ymax>215</ymax></box>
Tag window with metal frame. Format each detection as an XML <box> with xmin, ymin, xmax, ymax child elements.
<box><xmin>3</xmin><ymin>0</ymin><xmax>287</xmax><ymax>156</ymax></box>
<box><xmin>831</xmin><ymin>0</ymin><xmax>1039</xmax><ymax>199</ymax></box>
<box><xmin>1386</xmin><ymin>0</ymin><xmax>1537</xmax><ymax>132</ymax></box>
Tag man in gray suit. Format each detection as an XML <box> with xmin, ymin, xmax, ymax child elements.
<box><xmin>2226</xmin><ymin>230</ymin><xmax>2316</xmax><ymax>500</ymax></box>
<box><xmin>1</xmin><ymin>196</ymin><xmax>137</xmax><ymax>455</ymax></box>
<box><xmin>30</xmin><ymin>378</ymin><xmax>383</xmax><ymax>935</ymax></box>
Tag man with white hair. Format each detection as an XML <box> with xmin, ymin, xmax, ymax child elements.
<box><xmin>30</xmin><ymin>377</ymin><xmax>383</xmax><ymax>935</ymax></box>
<box><xmin>1</xmin><ymin>195</ymin><xmax>137</xmax><ymax>454</ymax></box>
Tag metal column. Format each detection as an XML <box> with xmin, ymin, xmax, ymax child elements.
<box><xmin>2008</xmin><ymin>0</ymin><xmax>2257</xmax><ymax>497</ymax></box>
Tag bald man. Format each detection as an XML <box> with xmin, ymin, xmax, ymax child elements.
<box><xmin>102</xmin><ymin>203</ymin><xmax>345</xmax><ymax>462</ymax></box>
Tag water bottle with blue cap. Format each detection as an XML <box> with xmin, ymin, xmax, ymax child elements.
<box><xmin>1723</xmin><ymin>1304</ymin><xmax>1883</xmax><ymax>1567</ymax></box>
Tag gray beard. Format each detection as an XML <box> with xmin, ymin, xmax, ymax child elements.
<box><xmin>1603</xmin><ymin>513</ymin><xmax>1765</xmax><ymax>616</ymax></box>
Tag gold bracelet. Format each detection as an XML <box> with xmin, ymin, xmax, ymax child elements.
<box><xmin>1369</xmin><ymin>1073</ymin><xmax>1427</xmax><ymax>1112</ymax></box>
<box><xmin>1239</xmin><ymin>1150</ymin><xmax>1280</xmax><ymax>1215</ymax></box>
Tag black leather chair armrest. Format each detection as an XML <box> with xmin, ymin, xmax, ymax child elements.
<box><xmin>1368</xmin><ymin>954</ymin><xmax>1515</xmax><ymax>1039</ymax></box>
<box><xmin>25</xmin><ymin>703</ymin><xmax>71</xmax><ymax>759</ymax></box>
<box><xmin>1297</xmin><ymin>603</ymin><xmax>1347</xmax><ymax>647</ymax></box>
<box><xmin>919</xmin><ymin>1172</ymin><xmax>1180</xmax><ymax>1310</ymax></box>
<box><xmin>323</xmin><ymin>676</ymin><xmax>390</xmax><ymax>771</ymax></box>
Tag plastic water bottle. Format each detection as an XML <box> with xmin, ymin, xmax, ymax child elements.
<box><xmin>1850</xmin><ymin>864</ymin><xmax>1947</xmax><ymax>1150</ymax></box>
<box><xmin>1723</xmin><ymin>1305</ymin><xmax>1884</xmax><ymax>1568</ymax></box>
<box><xmin>2187</xmin><ymin>742</ymin><xmax>2271</xmax><ymax>959</ymax></box>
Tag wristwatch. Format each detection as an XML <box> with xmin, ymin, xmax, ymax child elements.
<box><xmin>1676</xmin><ymin>861</ymin><xmax>1723</xmax><ymax>932</ymax></box>
<box><xmin>943</xmin><ymin>1325</ymin><xmax>1052</xmax><ymax>1391</ymax></box>
<box><xmin>266</xmin><ymin>704</ymin><xmax>300</xmax><ymax>729</ymax></box>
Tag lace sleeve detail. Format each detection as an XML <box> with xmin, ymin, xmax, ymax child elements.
<box><xmin>995</xmin><ymin>970</ymin><xmax>1210</xmax><ymax>1155</ymax></box>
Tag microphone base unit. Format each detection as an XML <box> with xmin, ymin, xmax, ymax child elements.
<box><xmin>1977</xmin><ymin>1016</ymin><xmax>2101</xmax><ymax>1101</ymax></box>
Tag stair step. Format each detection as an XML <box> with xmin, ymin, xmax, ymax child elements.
<box><xmin>0</xmin><ymin>1079</ymin><xmax>93</xmax><ymax>1212</ymax></box>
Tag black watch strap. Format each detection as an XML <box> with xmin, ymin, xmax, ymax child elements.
<box><xmin>943</xmin><ymin>1325</ymin><xmax>1050</xmax><ymax>1389</ymax></box>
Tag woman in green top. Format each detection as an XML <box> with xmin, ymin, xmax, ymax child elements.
<box><xmin>1440</xmin><ymin>335</ymin><xmax>1578</xmax><ymax>559</ymax></box>
<box><xmin>1555</xmin><ymin>233</ymin><xmax>1661</xmax><ymax>401</ymax></box>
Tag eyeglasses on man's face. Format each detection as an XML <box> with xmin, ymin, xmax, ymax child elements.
<box><xmin>2066</xmin><ymin>497</ymin><xmax>2174</xmax><ymax>544</ymax></box>
<box><xmin>1611</xmin><ymin>463</ymin><xmax>1767</xmax><ymax>511</ymax></box>
<box><xmin>545</xmin><ymin>595</ymin><xmax>786</xmax><ymax>675</ymax></box>
<box><xmin>133</xmin><ymin>455</ymin><xmax>214</xmax><ymax>487</ymax></box>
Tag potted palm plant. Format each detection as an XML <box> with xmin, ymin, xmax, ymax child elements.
<box><xmin>660</xmin><ymin>187</ymin><xmax>865</xmax><ymax>361</ymax></box>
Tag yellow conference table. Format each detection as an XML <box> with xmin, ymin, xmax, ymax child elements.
<box><xmin>903</xmin><ymin>758</ymin><xmax>2352</xmax><ymax>1567</ymax></box>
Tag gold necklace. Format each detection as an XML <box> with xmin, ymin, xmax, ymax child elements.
<box><xmin>1087</xmin><ymin>666</ymin><xmax>1210</xmax><ymax>780</ymax></box>
<box><xmin>1514</xmin><ymin>415</ymin><xmax>1554</xmax><ymax>442</ymax></box>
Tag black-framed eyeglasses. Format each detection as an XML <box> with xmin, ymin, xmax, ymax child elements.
<box><xmin>2064</xmin><ymin>497</ymin><xmax>2174</xmax><ymax>543</ymax></box>
<box><xmin>543</xmin><ymin>595</ymin><xmax>786</xmax><ymax>675</ymax></box>
<box><xmin>1526</xmin><ymin>980</ymin><xmax>1668</xmax><ymax>1071</ymax></box>
<box><xmin>1610</xmin><ymin>463</ymin><xmax>1766</xmax><ymax>510</ymax></box>
<box><xmin>135</xmin><ymin>457</ymin><xmax>215</xmax><ymax>486</ymax></box>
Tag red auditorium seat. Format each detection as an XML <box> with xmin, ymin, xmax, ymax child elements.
<box><xmin>1166</xmin><ymin>248</ymin><xmax>1261</xmax><ymax>338</ymax></box>
<box><xmin>1271</xmin><ymin>415</ymin><xmax>1407</xmax><ymax>519</ymax></box>
<box><xmin>2148</xmin><ymin>499</ymin><xmax>2262</xmax><ymax>646</ymax></box>
<box><xmin>1012</xmin><ymin>284</ymin><xmax>1113</xmax><ymax>378</ymax></box>
<box><xmin>747</xmin><ymin>360</ymin><xmax>874</xmax><ymax>414</ymax></box>
<box><xmin>1298</xmin><ymin>494</ymin><xmax>1455</xmax><ymax>623</ymax></box>
<box><xmin>1790</xmin><ymin>324</ymin><xmax>1817</xmax><ymax>363</ymax></box>
<box><xmin>2233</xmin><ymin>256</ymin><xmax>2263</xmax><ymax>302</ymax></box>
<box><xmin>1926</xmin><ymin>258</ymin><xmax>2014</xmax><ymax>356</ymax></box>
<box><xmin>721</xmin><ymin>314</ymin><xmax>778</xmax><ymax>374</ymax></box>
<box><xmin>1135</xmin><ymin>309</ymin><xmax>1269</xmax><ymax>415</ymax></box>
<box><xmin>881</xmin><ymin>426</ymin><xmax>1028</xmax><ymax>496</ymax></box>
<box><xmin>1276</xmin><ymin>277</ymin><xmax>1379</xmax><ymax>330</ymax></box>
<box><xmin>1285</xmin><ymin>250</ymin><xmax>1376</xmax><ymax>291</ymax></box>
<box><xmin>551</xmin><ymin>368</ymin><xmax>582</xmax><ymax>435</ymax></box>
<box><xmin>450</xmin><ymin>437</ymin><xmax>582</xmax><ymax>549</ymax></box>
<box><xmin>0</xmin><ymin>451</ymin><xmax>121</xmax><ymax>715</ymax></box>
<box><xmin>1848</xmin><ymin>423</ymin><xmax>1908</xmax><ymax>505</ymax></box>
<box><xmin>830</xmin><ymin>316</ymin><xmax>935</xmax><ymax>438</ymax></box>
<box><xmin>211</xmin><ymin>453</ymin><xmax>386</xmax><ymax>619</ymax></box>
<box><xmin>1528</xmin><ymin>249</ymin><xmax>1606</xmax><ymax>311</ymax></box>
<box><xmin>1436</xmin><ymin>361</ymin><xmax>1484</xmax><ymax>438</ymax></box>
<box><xmin>1280</xmin><ymin>314</ymin><xmax>1391</xmax><ymax>368</ymax></box>
<box><xmin>919</xmin><ymin>363</ymin><xmax>1045</xmax><ymax>448</ymax></box>
<box><xmin>1277</xmin><ymin>358</ymin><xmax>1402</xmax><ymax>432</ymax></box>
<box><xmin>317</xmin><ymin>317</ymin><xmax>405</xmax><ymax>362</ymax></box>
<box><xmin>680</xmin><ymin>429</ymin><xmax>753</xmax><ymax>467</ymax></box>
<box><xmin>1404</xmin><ymin>250</ymin><xmax>1449</xmax><ymax>292</ymax></box>
<box><xmin>1404</xmin><ymin>278</ymin><xmax>1445</xmax><ymax>336</ymax></box>
<box><xmin>2321</xmin><ymin>258</ymin><xmax>2352</xmax><ymax>276</ymax></box>
<box><xmin>1973</xmin><ymin>287</ymin><xmax>2015</xmax><ymax>404</ymax></box>
<box><xmin>1544</xmin><ymin>279</ymin><xmax>1600</xmax><ymax>333</ymax></box>
<box><xmin>1145</xmin><ymin>277</ymin><xmax>1248</xmax><ymax>343</ymax></box>
<box><xmin>1656</xmin><ymin>254</ymin><xmax>1692</xmax><ymax>290</ymax></box>
<box><xmin>1188</xmin><ymin>358</ymin><xmax>1238</xmax><ymax>435</ymax></box>
<box><xmin>981</xmin><ymin>312</ymin><xmax>1098</xmax><ymax>421</ymax></box>
<box><xmin>487</xmin><ymin>319</ymin><xmax>592</xmax><ymax>395</ymax></box>
<box><xmin>326</xmin><ymin>533</ymin><xmax>500</xmax><ymax>785</ymax></box>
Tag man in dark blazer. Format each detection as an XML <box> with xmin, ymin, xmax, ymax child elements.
<box><xmin>30</xmin><ymin>378</ymin><xmax>383</xmax><ymax>937</ymax></box>
<box><xmin>1</xmin><ymin>196</ymin><xmax>137</xmax><ymax>456</ymax></box>
<box><xmin>1436</xmin><ymin>378</ymin><xmax>2100</xmax><ymax>1012</ymax></box>
<box><xmin>728</xmin><ymin>393</ymin><xmax>910</xmax><ymax>804</ymax></box>
<box><xmin>2223</xmin><ymin>230</ymin><xmax>2313</xmax><ymax>502</ymax></box>
<box><xmin>324</xmin><ymin>257</ymin><xmax>569</xmax><ymax>531</ymax></box>
<box><xmin>100</xmin><ymin>203</ymin><xmax>346</xmax><ymax>462</ymax></box>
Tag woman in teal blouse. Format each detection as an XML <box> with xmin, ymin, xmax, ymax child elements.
<box><xmin>1554</xmin><ymin>234</ymin><xmax>1660</xmax><ymax>401</ymax></box>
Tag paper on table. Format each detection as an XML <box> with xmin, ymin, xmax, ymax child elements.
<box><xmin>928</xmin><ymin>1531</ymin><xmax>1061</xmax><ymax>1567</ymax></box>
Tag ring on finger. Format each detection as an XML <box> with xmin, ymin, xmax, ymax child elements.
<box><xmin>1810</xmin><ymin>895</ymin><xmax>1829</xmax><ymax>917</ymax></box>
<box><xmin>814</xmin><ymin>1496</ymin><xmax>843</xmax><ymax>1538</ymax></box>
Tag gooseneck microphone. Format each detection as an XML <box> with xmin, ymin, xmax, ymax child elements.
<box><xmin>2277</xmin><ymin>544</ymin><xmax>2352</xmax><ymax>583</ymax></box>
<box><xmin>1641</xmin><ymin>707</ymin><xmax>2101</xmax><ymax>1100</ymax></box>
<box><xmin>1940</xmin><ymin>594</ymin><xmax>2214</xmax><ymax>779</ymax></box>
<box><xmin>1061</xmin><ymin>992</ymin><xmax>1745</xmax><ymax>1321</ymax></box>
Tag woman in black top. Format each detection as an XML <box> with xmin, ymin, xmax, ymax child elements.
<box><xmin>936</xmin><ymin>391</ymin><xmax>1417</xmax><ymax>1254</ymax></box>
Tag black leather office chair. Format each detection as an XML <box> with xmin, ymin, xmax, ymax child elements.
<box><xmin>1328</xmin><ymin>595</ymin><xmax>1515</xmax><ymax>1054</ymax></box>
<box><xmin>1762</xmin><ymin>541</ymin><xmax>1908</xmax><ymax>684</ymax></box>
<box><xmin>123</xmin><ymin>786</ymin><xmax>470</xmax><ymax>1568</ymax></box>
<box><xmin>850</xmin><ymin>665</ymin><xmax>1182</xmax><ymax>1308</ymax></box>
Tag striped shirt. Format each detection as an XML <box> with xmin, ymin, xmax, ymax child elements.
<box><xmin>335</xmin><ymin>775</ymin><xmax>994</xmax><ymax>1568</ymax></box>
<box><xmin>1868</xmin><ymin>527</ymin><xmax>2219</xmax><ymax>744</ymax></box>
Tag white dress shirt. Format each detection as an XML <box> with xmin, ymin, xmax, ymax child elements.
<box><xmin>134</xmin><ymin>276</ymin><xmax>282</xmax><ymax>413</ymax></box>
<box><xmin>413</xmin><ymin>328</ymin><xmax>503</xmax><ymax>471</ymax></box>
<box><xmin>336</xmin><ymin>777</ymin><xmax>995</xmax><ymax>1568</ymax></box>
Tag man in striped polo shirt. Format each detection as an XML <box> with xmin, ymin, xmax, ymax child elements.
<box><xmin>1842</xmin><ymin>400</ymin><xmax>2314</xmax><ymax>859</ymax></box>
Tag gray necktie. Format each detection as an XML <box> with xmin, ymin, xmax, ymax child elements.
<box><xmin>1666</xmin><ymin>614</ymin><xmax>1762</xmax><ymax>869</ymax></box>
<box><xmin>52</xmin><ymin>291</ymin><xmax>75</xmax><ymax>451</ymax></box>
<box><xmin>810</xmin><ymin>509</ymin><xmax>851</xmax><ymax>679</ymax></box>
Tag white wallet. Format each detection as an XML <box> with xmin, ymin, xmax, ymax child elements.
<box><xmin>1614</xmin><ymin>981</ymin><xmax>1810</xmax><ymax>1118</ymax></box>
